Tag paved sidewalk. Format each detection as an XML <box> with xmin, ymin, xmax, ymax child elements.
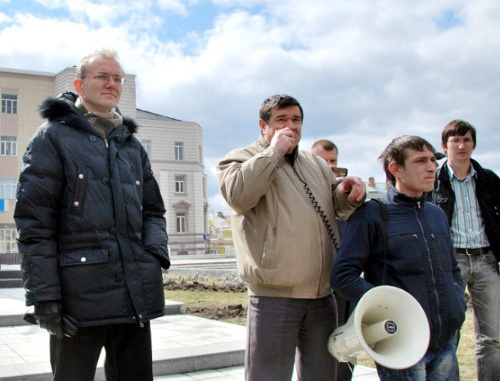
<box><xmin>0</xmin><ymin>287</ymin><xmax>246</xmax><ymax>380</ymax></box>
<box><xmin>0</xmin><ymin>275</ymin><xmax>379</xmax><ymax>380</ymax></box>
<box><xmin>0</xmin><ymin>313</ymin><xmax>246</xmax><ymax>380</ymax></box>
<box><xmin>154</xmin><ymin>365</ymin><xmax>380</xmax><ymax>380</ymax></box>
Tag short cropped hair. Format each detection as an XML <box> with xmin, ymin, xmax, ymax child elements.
<box><xmin>259</xmin><ymin>94</ymin><xmax>304</xmax><ymax>124</ymax></box>
<box><xmin>76</xmin><ymin>48</ymin><xmax>123</xmax><ymax>79</ymax></box>
<box><xmin>379</xmin><ymin>135</ymin><xmax>436</xmax><ymax>186</ymax></box>
<box><xmin>441</xmin><ymin>119</ymin><xmax>476</xmax><ymax>148</ymax></box>
<box><xmin>311</xmin><ymin>139</ymin><xmax>338</xmax><ymax>155</ymax></box>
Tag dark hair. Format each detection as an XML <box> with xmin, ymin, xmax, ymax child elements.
<box><xmin>442</xmin><ymin>119</ymin><xmax>476</xmax><ymax>148</ymax></box>
<box><xmin>379</xmin><ymin>135</ymin><xmax>436</xmax><ymax>186</ymax></box>
<box><xmin>259</xmin><ymin>94</ymin><xmax>304</xmax><ymax>123</ymax></box>
<box><xmin>311</xmin><ymin>139</ymin><xmax>338</xmax><ymax>154</ymax></box>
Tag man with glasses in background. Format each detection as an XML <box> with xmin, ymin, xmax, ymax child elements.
<box><xmin>14</xmin><ymin>49</ymin><xmax>170</xmax><ymax>381</ymax></box>
<box><xmin>431</xmin><ymin>120</ymin><xmax>500</xmax><ymax>380</ymax></box>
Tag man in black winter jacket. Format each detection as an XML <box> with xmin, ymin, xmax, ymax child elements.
<box><xmin>331</xmin><ymin>135</ymin><xmax>465</xmax><ymax>380</ymax></box>
<box><xmin>14</xmin><ymin>49</ymin><xmax>170</xmax><ymax>381</ymax></box>
<box><xmin>432</xmin><ymin>120</ymin><xmax>500</xmax><ymax>381</ymax></box>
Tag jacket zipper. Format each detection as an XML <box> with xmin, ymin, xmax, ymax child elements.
<box><xmin>415</xmin><ymin>202</ymin><xmax>443</xmax><ymax>345</ymax></box>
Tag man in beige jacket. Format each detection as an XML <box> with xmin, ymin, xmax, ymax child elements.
<box><xmin>217</xmin><ymin>94</ymin><xmax>365</xmax><ymax>381</ymax></box>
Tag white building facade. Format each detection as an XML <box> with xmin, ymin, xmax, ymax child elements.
<box><xmin>0</xmin><ymin>66</ymin><xmax>208</xmax><ymax>263</ymax></box>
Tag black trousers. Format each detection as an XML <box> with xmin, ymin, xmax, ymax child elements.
<box><xmin>50</xmin><ymin>322</ymin><xmax>153</xmax><ymax>381</ymax></box>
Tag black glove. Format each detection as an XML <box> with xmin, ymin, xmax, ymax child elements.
<box><xmin>61</xmin><ymin>314</ymin><xmax>78</xmax><ymax>337</ymax></box>
<box><xmin>33</xmin><ymin>301</ymin><xmax>64</xmax><ymax>338</ymax></box>
<box><xmin>24</xmin><ymin>301</ymin><xmax>78</xmax><ymax>338</ymax></box>
<box><xmin>34</xmin><ymin>301</ymin><xmax>65</xmax><ymax>338</ymax></box>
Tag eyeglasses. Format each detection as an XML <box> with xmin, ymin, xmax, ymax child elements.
<box><xmin>84</xmin><ymin>73</ymin><xmax>126</xmax><ymax>86</ymax></box>
<box><xmin>447</xmin><ymin>137</ymin><xmax>474</xmax><ymax>146</ymax></box>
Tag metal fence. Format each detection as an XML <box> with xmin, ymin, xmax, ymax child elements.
<box><xmin>0</xmin><ymin>252</ymin><xmax>21</xmax><ymax>265</ymax></box>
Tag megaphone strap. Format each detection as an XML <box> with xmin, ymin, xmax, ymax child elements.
<box><xmin>370</xmin><ymin>199</ymin><xmax>389</xmax><ymax>285</ymax></box>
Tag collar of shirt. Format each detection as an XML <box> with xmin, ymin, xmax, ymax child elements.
<box><xmin>446</xmin><ymin>162</ymin><xmax>476</xmax><ymax>183</ymax></box>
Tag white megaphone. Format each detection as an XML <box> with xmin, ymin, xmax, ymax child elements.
<box><xmin>328</xmin><ymin>285</ymin><xmax>430</xmax><ymax>370</ymax></box>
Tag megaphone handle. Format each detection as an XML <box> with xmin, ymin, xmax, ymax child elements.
<box><xmin>362</xmin><ymin>320</ymin><xmax>397</xmax><ymax>347</ymax></box>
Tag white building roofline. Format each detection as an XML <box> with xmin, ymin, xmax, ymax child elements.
<box><xmin>137</xmin><ymin>108</ymin><xmax>181</xmax><ymax>121</ymax></box>
<box><xmin>0</xmin><ymin>67</ymin><xmax>54</xmax><ymax>77</ymax></box>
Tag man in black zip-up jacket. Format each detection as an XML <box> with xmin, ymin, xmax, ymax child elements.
<box><xmin>431</xmin><ymin>120</ymin><xmax>500</xmax><ymax>381</ymax></box>
<box><xmin>331</xmin><ymin>136</ymin><xmax>465</xmax><ymax>380</ymax></box>
<box><xmin>14</xmin><ymin>49</ymin><xmax>170</xmax><ymax>381</ymax></box>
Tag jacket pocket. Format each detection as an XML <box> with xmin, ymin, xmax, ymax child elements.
<box><xmin>132</xmin><ymin>244</ymin><xmax>165</xmax><ymax>315</ymax></box>
<box><xmin>69</xmin><ymin>166</ymin><xmax>89</xmax><ymax>217</ymax></box>
<box><xmin>429</xmin><ymin>233</ymin><xmax>453</xmax><ymax>272</ymax></box>
<box><xmin>387</xmin><ymin>234</ymin><xmax>425</xmax><ymax>275</ymax></box>
<box><xmin>260</xmin><ymin>226</ymin><xmax>278</xmax><ymax>268</ymax></box>
<box><xmin>60</xmin><ymin>249</ymin><xmax>108</xmax><ymax>266</ymax></box>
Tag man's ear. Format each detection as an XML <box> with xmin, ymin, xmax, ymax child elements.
<box><xmin>441</xmin><ymin>141</ymin><xmax>447</xmax><ymax>153</ymax></box>
<box><xmin>73</xmin><ymin>78</ymin><xmax>83</xmax><ymax>95</ymax></box>
<box><xmin>258</xmin><ymin>119</ymin><xmax>266</xmax><ymax>134</ymax></box>
<box><xmin>388</xmin><ymin>161</ymin><xmax>402</xmax><ymax>180</ymax></box>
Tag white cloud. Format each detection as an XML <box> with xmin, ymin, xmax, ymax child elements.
<box><xmin>0</xmin><ymin>12</ymin><xmax>10</xmax><ymax>23</ymax></box>
<box><xmin>156</xmin><ymin>0</ymin><xmax>190</xmax><ymax>15</ymax></box>
<box><xmin>2</xmin><ymin>0</ymin><xmax>500</xmax><ymax>214</ymax></box>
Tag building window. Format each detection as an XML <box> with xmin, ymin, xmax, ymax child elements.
<box><xmin>1</xmin><ymin>94</ymin><xmax>18</xmax><ymax>114</ymax></box>
<box><xmin>175</xmin><ymin>175</ymin><xmax>186</xmax><ymax>193</ymax></box>
<box><xmin>176</xmin><ymin>213</ymin><xmax>187</xmax><ymax>233</ymax></box>
<box><xmin>141</xmin><ymin>139</ymin><xmax>151</xmax><ymax>157</ymax></box>
<box><xmin>0</xmin><ymin>228</ymin><xmax>17</xmax><ymax>253</ymax></box>
<box><xmin>0</xmin><ymin>178</ymin><xmax>17</xmax><ymax>199</ymax></box>
<box><xmin>0</xmin><ymin>136</ymin><xmax>17</xmax><ymax>156</ymax></box>
<box><xmin>175</xmin><ymin>142</ymin><xmax>184</xmax><ymax>161</ymax></box>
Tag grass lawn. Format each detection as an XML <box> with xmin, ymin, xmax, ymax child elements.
<box><xmin>165</xmin><ymin>274</ymin><xmax>478</xmax><ymax>380</ymax></box>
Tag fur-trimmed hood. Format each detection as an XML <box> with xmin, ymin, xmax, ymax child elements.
<box><xmin>39</xmin><ymin>91</ymin><xmax>138</xmax><ymax>134</ymax></box>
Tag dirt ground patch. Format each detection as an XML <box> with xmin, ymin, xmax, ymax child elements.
<box><xmin>164</xmin><ymin>279</ymin><xmax>246</xmax><ymax>293</ymax></box>
<box><xmin>186</xmin><ymin>304</ymin><xmax>246</xmax><ymax>320</ymax></box>
<box><xmin>164</xmin><ymin>276</ymin><xmax>247</xmax><ymax>321</ymax></box>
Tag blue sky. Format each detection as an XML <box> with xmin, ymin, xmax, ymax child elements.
<box><xmin>1</xmin><ymin>0</ymin><xmax>500</xmax><ymax>213</ymax></box>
